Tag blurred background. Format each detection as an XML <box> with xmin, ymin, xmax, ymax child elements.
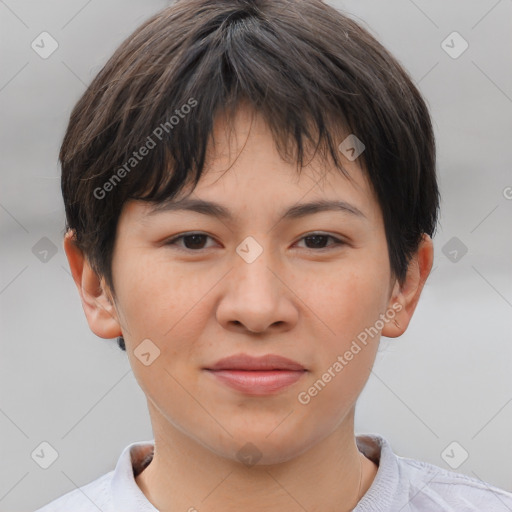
<box><xmin>1</xmin><ymin>0</ymin><xmax>511</xmax><ymax>510</ymax></box>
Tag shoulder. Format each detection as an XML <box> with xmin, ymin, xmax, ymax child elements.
<box><xmin>356</xmin><ymin>434</ymin><xmax>512</xmax><ymax>512</ymax></box>
<box><xmin>33</xmin><ymin>471</ymin><xmax>114</xmax><ymax>512</ymax></box>
<box><xmin>397</xmin><ymin>455</ymin><xmax>512</xmax><ymax>511</ymax></box>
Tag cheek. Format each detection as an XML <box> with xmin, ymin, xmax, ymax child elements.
<box><xmin>293</xmin><ymin>270</ymin><xmax>386</xmax><ymax>428</ymax></box>
<box><xmin>116</xmin><ymin>254</ymin><xmax>217</xmax><ymax>364</ymax></box>
<box><xmin>118</xmin><ymin>259</ymin><xmax>215</xmax><ymax>415</ymax></box>
<box><xmin>299</xmin><ymin>261</ymin><xmax>389</xmax><ymax>343</ymax></box>
<box><xmin>296</xmin><ymin>257</ymin><xmax>389</xmax><ymax>387</ymax></box>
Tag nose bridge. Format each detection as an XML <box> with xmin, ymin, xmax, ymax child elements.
<box><xmin>215</xmin><ymin>233</ymin><xmax>297</xmax><ymax>333</ymax></box>
<box><xmin>233</xmin><ymin>234</ymin><xmax>278</xmax><ymax>301</ymax></box>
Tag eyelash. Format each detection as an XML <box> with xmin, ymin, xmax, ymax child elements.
<box><xmin>164</xmin><ymin>232</ymin><xmax>346</xmax><ymax>252</ymax></box>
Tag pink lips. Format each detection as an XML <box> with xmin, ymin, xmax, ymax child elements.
<box><xmin>204</xmin><ymin>353</ymin><xmax>307</xmax><ymax>395</ymax></box>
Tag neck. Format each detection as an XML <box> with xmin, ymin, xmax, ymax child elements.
<box><xmin>135</xmin><ymin>405</ymin><xmax>378</xmax><ymax>512</ymax></box>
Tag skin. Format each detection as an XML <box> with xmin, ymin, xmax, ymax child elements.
<box><xmin>64</xmin><ymin>104</ymin><xmax>433</xmax><ymax>512</ymax></box>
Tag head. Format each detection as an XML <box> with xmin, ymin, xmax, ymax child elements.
<box><xmin>62</xmin><ymin>0</ymin><xmax>438</xmax><ymax>463</ymax></box>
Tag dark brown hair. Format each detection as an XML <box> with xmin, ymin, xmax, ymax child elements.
<box><xmin>60</xmin><ymin>0</ymin><xmax>440</xmax><ymax>351</ymax></box>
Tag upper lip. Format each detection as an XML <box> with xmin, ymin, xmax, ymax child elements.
<box><xmin>205</xmin><ymin>353</ymin><xmax>306</xmax><ymax>371</ymax></box>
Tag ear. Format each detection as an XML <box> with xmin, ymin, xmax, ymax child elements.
<box><xmin>381</xmin><ymin>233</ymin><xmax>434</xmax><ymax>338</ymax></box>
<box><xmin>63</xmin><ymin>229</ymin><xmax>122</xmax><ymax>339</ymax></box>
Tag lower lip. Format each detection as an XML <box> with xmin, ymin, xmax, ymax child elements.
<box><xmin>205</xmin><ymin>369</ymin><xmax>306</xmax><ymax>395</ymax></box>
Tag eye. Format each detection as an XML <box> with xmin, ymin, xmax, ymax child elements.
<box><xmin>294</xmin><ymin>233</ymin><xmax>346</xmax><ymax>250</ymax></box>
<box><xmin>165</xmin><ymin>232</ymin><xmax>345</xmax><ymax>252</ymax></box>
<box><xmin>165</xmin><ymin>233</ymin><xmax>217</xmax><ymax>251</ymax></box>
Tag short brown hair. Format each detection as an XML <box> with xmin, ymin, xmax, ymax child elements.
<box><xmin>61</xmin><ymin>0</ymin><xmax>440</xmax><ymax>350</ymax></box>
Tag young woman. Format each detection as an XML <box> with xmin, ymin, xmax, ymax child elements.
<box><xmin>36</xmin><ymin>1</ymin><xmax>512</xmax><ymax>510</ymax></box>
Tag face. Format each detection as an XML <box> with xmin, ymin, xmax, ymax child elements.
<box><xmin>105</xmin><ymin>105</ymin><xmax>400</xmax><ymax>464</ymax></box>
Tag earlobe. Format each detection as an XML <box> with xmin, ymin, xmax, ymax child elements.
<box><xmin>381</xmin><ymin>294</ymin><xmax>406</xmax><ymax>339</ymax></box>
<box><xmin>381</xmin><ymin>234</ymin><xmax>434</xmax><ymax>338</ymax></box>
<box><xmin>63</xmin><ymin>230</ymin><xmax>122</xmax><ymax>339</ymax></box>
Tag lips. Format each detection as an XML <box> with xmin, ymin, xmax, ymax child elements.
<box><xmin>205</xmin><ymin>353</ymin><xmax>306</xmax><ymax>371</ymax></box>
<box><xmin>204</xmin><ymin>353</ymin><xmax>307</xmax><ymax>395</ymax></box>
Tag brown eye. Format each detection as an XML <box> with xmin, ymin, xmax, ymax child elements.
<box><xmin>296</xmin><ymin>233</ymin><xmax>345</xmax><ymax>250</ymax></box>
<box><xmin>165</xmin><ymin>233</ymin><xmax>216</xmax><ymax>250</ymax></box>
<box><xmin>164</xmin><ymin>232</ymin><xmax>345</xmax><ymax>252</ymax></box>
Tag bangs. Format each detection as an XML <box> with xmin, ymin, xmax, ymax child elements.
<box><xmin>66</xmin><ymin>2</ymin><xmax>392</xmax><ymax>209</ymax></box>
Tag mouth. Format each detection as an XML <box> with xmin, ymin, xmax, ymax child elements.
<box><xmin>204</xmin><ymin>353</ymin><xmax>307</xmax><ymax>395</ymax></box>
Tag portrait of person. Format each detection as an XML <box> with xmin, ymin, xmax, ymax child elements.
<box><xmin>0</xmin><ymin>1</ymin><xmax>511</xmax><ymax>511</ymax></box>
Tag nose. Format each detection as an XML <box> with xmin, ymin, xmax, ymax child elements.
<box><xmin>215</xmin><ymin>243</ymin><xmax>298</xmax><ymax>335</ymax></box>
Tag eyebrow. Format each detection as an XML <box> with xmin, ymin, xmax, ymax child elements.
<box><xmin>145</xmin><ymin>197</ymin><xmax>367</xmax><ymax>223</ymax></box>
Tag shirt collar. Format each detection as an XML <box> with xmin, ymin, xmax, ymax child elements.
<box><xmin>354</xmin><ymin>433</ymin><xmax>400</xmax><ymax>511</ymax></box>
<box><xmin>111</xmin><ymin>440</ymin><xmax>158</xmax><ymax>512</ymax></box>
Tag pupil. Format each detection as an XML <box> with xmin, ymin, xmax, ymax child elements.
<box><xmin>185</xmin><ymin>234</ymin><xmax>205</xmax><ymax>249</ymax></box>
<box><xmin>306</xmin><ymin>235</ymin><xmax>327</xmax><ymax>248</ymax></box>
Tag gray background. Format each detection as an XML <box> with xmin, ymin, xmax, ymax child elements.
<box><xmin>1</xmin><ymin>0</ymin><xmax>511</xmax><ymax>510</ymax></box>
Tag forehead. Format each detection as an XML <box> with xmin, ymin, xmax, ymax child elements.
<box><xmin>123</xmin><ymin>105</ymin><xmax>380</xmax><ymax>225</ymax></box>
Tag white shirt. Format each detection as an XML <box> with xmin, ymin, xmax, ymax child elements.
<box><xmin>34</xmin><ymin>433</ymin><xmax>512</xmax><ymax>511</ymax></box>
